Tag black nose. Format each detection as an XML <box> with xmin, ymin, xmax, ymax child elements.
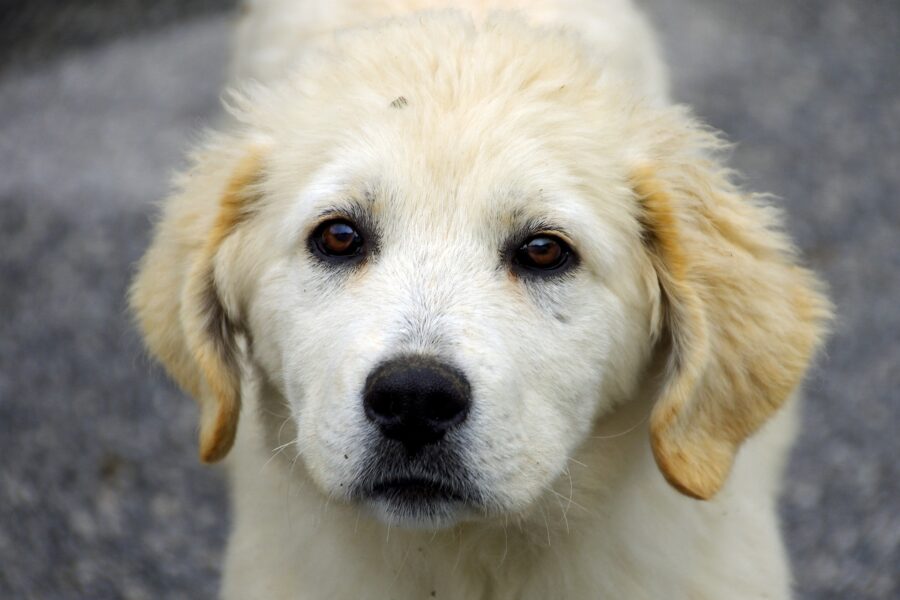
<box><xmin>363</xmin><ymin>356</ymin><xmax>471</xmax><ymax>452</ymax></box>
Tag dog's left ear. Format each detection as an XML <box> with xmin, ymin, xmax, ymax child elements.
<box><xmin>631</xmin><ymin>138</ymin><xmax>832</xmax><ymax>500</ymax></box>
<box><xmin>131</xmin><ymin>143</ymin><xmax>267</xmax><ymax>463</ymax></box>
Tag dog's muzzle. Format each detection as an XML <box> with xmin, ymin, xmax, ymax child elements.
<box><xmin>354</xmin><ymin>355</ymin><xmax>480</xmax><ymax>524</ymax></box>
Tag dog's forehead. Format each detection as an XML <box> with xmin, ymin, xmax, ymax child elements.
<box><xmin>256</xmin><ymin>23</ymin><xmax>644</xmax><ymax>261</ymax></box>
<box><xmin>275</xmin><ymin>134</ymin><xmax>600</xmax><ymax>238</ymax></box>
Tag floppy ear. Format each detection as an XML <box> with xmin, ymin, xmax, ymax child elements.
<box><xmin>632</xmin><ymin>148</ymin><xmax>831</xmax><ymax>500</ymax></box>
<box><xmin>130</xmin><ymin>145</ymin><xmax>265</xmax><ymax>463</ymax></box>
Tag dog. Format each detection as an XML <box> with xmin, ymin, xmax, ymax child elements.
<box><xmin>130</xmin><ymin>1</ymin><xmax>832</xmax><ymax>597</ymax></box>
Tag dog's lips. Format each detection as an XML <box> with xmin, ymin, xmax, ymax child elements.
<box><xmin>354</xmin><ymin>476</ymin><xmax>480</xmax><ymax>528</ymax></box>
<box><xmin>353</xmin><ymin>444</ymin><xmax>481</xmax><ymax>525</ymax></box>
<box><xmin>368</xmin><ymin>477</ymin><xmax>468</xmax><ymax>504</ymax></box>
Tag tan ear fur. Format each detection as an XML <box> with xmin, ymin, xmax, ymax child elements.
<box><xmin>632</xmin><ymin>162</ymin><xmax>831</xmax><ymax>500</ymax></box>
<box><xmin>131</xmin><ymin>148</ymin><xmax>265</xmax><ymax>463</ymax></box>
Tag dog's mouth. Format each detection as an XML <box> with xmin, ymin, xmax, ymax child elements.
<box><xmin>356</xmin><ymin>476</ymin><xmax>478</xmax><ymax>528</ymax></box>
<box><xmin>368</xmin><ymin>477</ymin><xmax>469</xmax><ymax>503</ymax></box>
<box><xmin>352</xmin><ymin>441</ymin><xmax>482</xmax><ymax>527</ymax></box>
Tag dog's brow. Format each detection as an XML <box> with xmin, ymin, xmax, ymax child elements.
<box><xmin>509</xmin><ymin>214</ymin><xmax>572</xmax><ymax>241</ymax></box>
<box><xmin>314</xmin><ymin>198</ymin><xmax>371</xmax><ymax>222</ymax></box>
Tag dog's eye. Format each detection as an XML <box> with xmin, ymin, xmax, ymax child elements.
<box><xmin>514</xmin><ymin>234</ymin><xmax>573</xmax><ymax>273</ymax></box>
<box><xmin>311</xmin><ymin>219</ymin><xmax>364</xmax><ymax>259</ymax></box>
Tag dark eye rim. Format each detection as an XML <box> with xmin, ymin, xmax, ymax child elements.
<box><xmin>308</xmin><ymin>217</ymin><xmax>367</xmax><ymax>264</ymax></box>
<box><xmin>511</xmin><ymin>231</ymin><xmax>578</xmax><ymax>276</ymax></box>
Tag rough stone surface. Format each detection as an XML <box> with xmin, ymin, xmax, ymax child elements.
<box><xmin>0</xmin><ymin>2</ymin><xmax>897</xmax><ymax>598</ymax></box>
<box><xmin>0</xmin><ymin>0</ymin><xmax>238</xmax><ymax>70</ymax></box>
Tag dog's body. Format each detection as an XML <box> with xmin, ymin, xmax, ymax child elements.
<box><xmin>131</xmin><ymin>1</ymin><xmax>831</xmax><ymax>598</ymax></box>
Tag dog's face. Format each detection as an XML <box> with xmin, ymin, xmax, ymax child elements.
<box><xmin>242</xmin><ymin>99</ymin><xmax>656</xmax><ymax>526</ymax></box>
<box><xmin>131</xmin><ymin>15</ymin><xmax>829</xmax><ymax>530</ymax></box>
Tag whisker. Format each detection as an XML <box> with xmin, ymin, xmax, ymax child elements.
<box><xmin>539</xmin><ymin>502</ymin><xmax>552</xmax><ymax>548</ymax></box>
<box><xmin>452</xmin><ymin>527</ymin><xmax>464</xmax><ymax>574</ymax></box>
<box><xmin>286</xmin><ymin>447</ymin><xmax>303</xmax><ymax>535</ymax></box>
<box><xmin>392</xmin><ymin>541</ymin><xmax>413</xmax><ymax>585</ymax></box>
<box><xmin>259</xmin><ymin>405</ymin><xmax>292</xmax><ymax>420</ymax></box>
<box><xmin>590</xmin><ymin>411</ymin><xmax>650</xmax><ymax>440</ymax></box>
<box><xmin>498</xmin><ymin>514</ymin><xmax>509</xmax><ymax>568</ymax></box>
<box><xmin>551</xmin><ymin>487</ymin><xmax>570</xmax><ymax>534</ymax></box>
<box><xmin>262</xmin><ymin>439</ymin><xmax>296</xmax><ymax>470</ymax></box>
<box><xmin>276</xmin><ymin>414</ymin><xmax>293</xmax><ymax>444</ymax></box>
<box><xmin>546</xmin><ymin>487</ymin><xmax>589</xmax><ymax>514</ymax></box>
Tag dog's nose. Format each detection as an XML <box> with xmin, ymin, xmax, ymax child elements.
<box><xmin>363</xmin><ymin>356</ymin><xmax>471</xmax><ymax>452</ymax></box>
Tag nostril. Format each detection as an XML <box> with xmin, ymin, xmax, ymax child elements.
<box><xmin>363</xmin><ymin>385</ymin><xmax>402</xmax><ymax>425</ymax></box>
<box><xmin>363</xmin><ymin>356</ymin><xmax>471</xmax><ymax>449</ymax></box>
<box><xmin>425</xmin><ymin>383</ymin><xmax>469</xmax><ymax>428</ymax></box>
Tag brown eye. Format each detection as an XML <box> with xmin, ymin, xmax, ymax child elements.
<box><xmin>312</xmin><ymin>219</ymin><xmax>364</xmax><ymax>259</ymax></box>
<box><xmin>514</xmin><ymin>234</ymin><xmax>573</xmax><ymax>273</ymax></box>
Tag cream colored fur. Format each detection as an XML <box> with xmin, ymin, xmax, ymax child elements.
<box><xmin>130</xmin><ymin>1</ymin><xmax>831</xmax><ymax>598</ymax></box>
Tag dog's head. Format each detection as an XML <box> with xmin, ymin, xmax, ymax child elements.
<box><xmin>131</xmin><ymin>15</ymin><xmax>830</xmax><ymax>527</ymax></box>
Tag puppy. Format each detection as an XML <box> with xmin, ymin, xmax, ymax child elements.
<box><xmin>130</xmin><ymin>1</ymin><xmax>831</xmax><ymax>597</ymax></box>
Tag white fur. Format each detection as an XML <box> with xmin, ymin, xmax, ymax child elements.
<box><xmin>231</xmin><ymin>0</ymin><xmax>669</xmax><ymax>102</ymax></box>
<box><xmin>134</xmin><ymin>1</ymin><xmax>821</xmax><ymax>598</ymax></box>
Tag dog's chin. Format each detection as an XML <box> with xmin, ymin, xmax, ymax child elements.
<box><xmin>365</xmin><ymin>497</ymin><xmax>467</xmax><ymax>529</ymax></box>
<box><xmin>357</xmin><ymin>478</ymin><xmax>477</xmax><ymax>530</ymax></box>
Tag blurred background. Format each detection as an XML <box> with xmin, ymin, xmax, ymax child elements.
<box><xmin>0</xmin><ymin>0</ymin><xmax>897</xmax><ymax>598</ymax></box>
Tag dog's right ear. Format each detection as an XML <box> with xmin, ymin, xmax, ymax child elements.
<box><xmin>130</xmin><ymin>143</ymin><xmax>266</xmax><ymax>463</ymax></box>
<box><xmin>631</xmin><ymin>155</ymin><xmax>831</xmax><ymax>500</ymax></box>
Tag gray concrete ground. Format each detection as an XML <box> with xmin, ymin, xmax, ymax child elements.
<box><xmin>0</xmin><ymin>2</ymin><xmax>897</xmax><ymax>598</ymax></box>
